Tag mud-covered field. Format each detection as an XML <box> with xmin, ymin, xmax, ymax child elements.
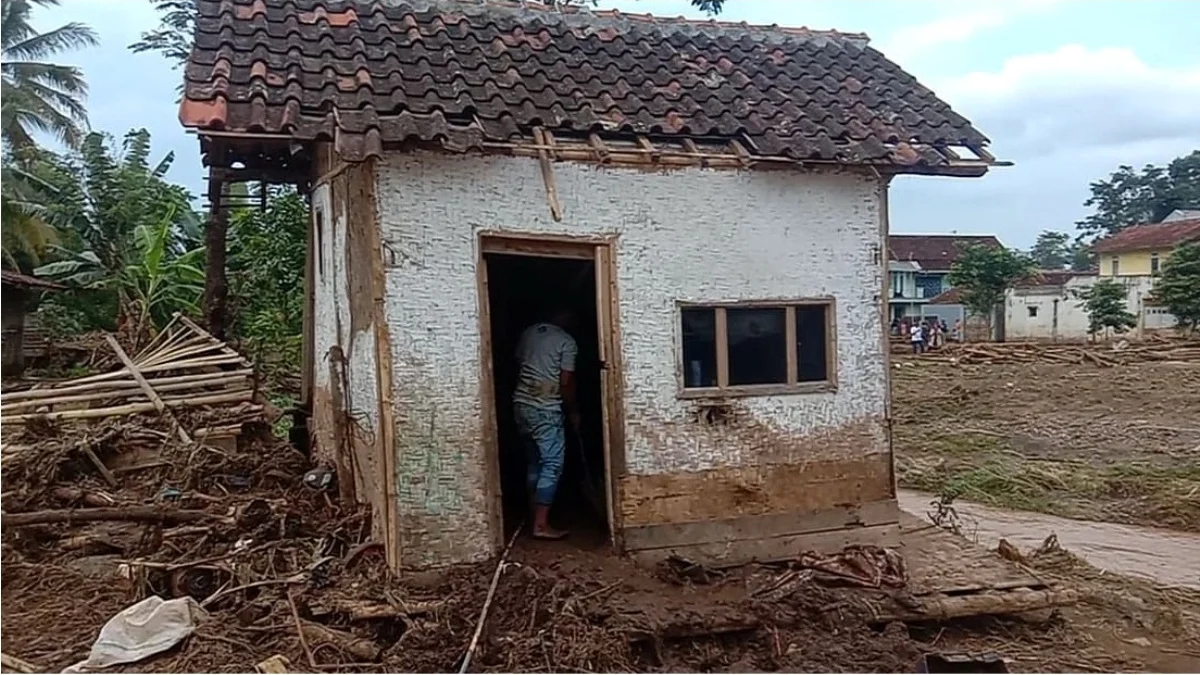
<box><xmin>892</xmin><ymin>350</ymin><xmax>1200</xmax><ymax>531</ymax></box>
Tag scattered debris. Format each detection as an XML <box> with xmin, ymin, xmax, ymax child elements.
<box><xmin>922</xmin><ymin>337</ymin><xmax>1200</xmax><ymax>368</ymax></box>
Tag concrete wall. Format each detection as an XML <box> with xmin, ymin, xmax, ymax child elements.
<box><xmin>375</xmin><ymin>151</ymin><xmax>893</xmax><ymax>567</ymax></box>
<box><xmin>1100</xmin><ymin>250</ymin><xmax>1157</xmax><ymax>277</ymax></box>
<box><xmin>1005</xmin><ymin>274</ymin><xmax>1173</xmax><ymax>340</ymax></box>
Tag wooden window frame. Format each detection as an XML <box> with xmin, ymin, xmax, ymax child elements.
<box><xmin>676</xmin><ymin>298</ymin><xmax>838</xmax><ymax>399</ymax></box>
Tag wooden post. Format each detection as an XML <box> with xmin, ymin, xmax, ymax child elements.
<box><xmin>204</xmin><ymin>166</ymin><xmax>230</xmax><ymax>339</ymax></box>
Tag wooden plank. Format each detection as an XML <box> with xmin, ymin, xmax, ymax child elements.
<box><xmin>878</xmin><ymin>178</ymin><xmax>897</xmax><ymax>497</ymax></box>
<box><xmin>362</xmin><ymin>159</ymin><xmax>402</xmax><ymax>572</ymax></box>
<box><xmin>624</xmin><ymin>499</ymin><xmax>899</xmax><ymax>552</ymax></box>
<box><xmin>630</xmin><ymin>522</ymin><xmax>901</xmax><ymax>568</ymax></box>
<box><xmin>784</xmin><ymin>305</ymin><xmax>798</xmax><ymax>385</ymax></box>
<box><xmin>477</xmin><ymin>244</ymin><xmax>503</xmax><ymax>554</ymax></box>
<box><xmin>714</xmin><ymin>307</ymin><xmax>729</xmax><ymax>387</ymax></box>
<box><xmin>603</xmin><ymin>238</ymin><xmax>628</xmax><ymax>550</ymax></box>
<box><xmin>479</xmin><ymin>235</ymin><xmax>595</xmax><ymax>260</ymax></box>
<box><xmin>620</xmin><ymin>452</ymin><xmax>892</xmax><ymax>526</ymax></box>
<box><xmin>594</xmin><ymin>244</ymin><xmax>617</xmax><ymax>543</ymax></box>
<box><xmin>875</xmin><ymin>587</ymin><xmax>1078</xmax><ymax>623</ymax></box>
<box><xmin>532</xmin><ymin>127</ymin><xmax>563</xmax><ymax>221</ymax></box>
<box><xmin>0</xmin><ymin>371</ymin><xmax>251</xmax><ymax>410</ymax></box>
<box><xmin>1</xmin><ymin>391</ymin><xmax>253</xmax><ymax>424</ymax></box>
<box><xmin>300</xmin><ymin>191</ymin><xmax>316</xmax><ymax>407</ymax></box>
<box><xmin>80</xmin><ymin>444</ymin><xmax>118</xmax><ymax>487</ymax></box>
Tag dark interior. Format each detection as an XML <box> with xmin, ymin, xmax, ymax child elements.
<box><xmin>484</xmin><ymin>252</ymin><xmax>608</xmax><ymax>540</ymax></box>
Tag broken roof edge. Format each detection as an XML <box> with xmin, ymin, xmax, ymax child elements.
<box><xmin>193</xmin><ymin>128</ymin><xmax>1003</xmax><ymax>179</ymax></box>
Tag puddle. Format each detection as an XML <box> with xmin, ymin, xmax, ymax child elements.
<box><xmin>897</xmin><ymin>489</ymin><xmax>1200</xmax><ymax>590</ymax></box>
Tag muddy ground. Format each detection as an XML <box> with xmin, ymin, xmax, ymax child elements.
<box><xmin>3</xmin><ymin>347</ymin><xmax>1200</xmax><ymax>672</ymax></box>
<box><xmin>891</xmin><ymin>352</ymin><xmax>1200</xmax><ymax>532</ymax></box>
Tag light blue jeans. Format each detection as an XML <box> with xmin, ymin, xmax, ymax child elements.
<box><xmin>514</xmin><ymin>403</ymin><xmax>566</xmax><ymax>506</ymax></box>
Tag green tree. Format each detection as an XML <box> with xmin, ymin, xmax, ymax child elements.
<box><xmin>1</xmin><ymin>0</ymin><xmax>97</xmax><ymax>150</ymax></box>
<box><xmin>31</xmin><ymin>129</ymin><xmax>202</xmax><ymax>339</ymax></box>
<box><xmin>1</xmin><ymin>159</ymin><xmax>59</xmax><ymax>269</ymax></box>
<box><xmin>948</xmin><ymin>245</ymin><xmax>1033</xmax><ymax>336</ymax></box>
<box><xmin>1155</xmin><ymin>242</ymin><xmax>1200</xmax><ymax>335</ymax></box>
<box><xmin>1076</xmin><ymin>151</ymin><xmax>1200</xmax><ymax>241</ymax></box>
<box><xmin>1069</xmin><ymin>239</ymin><xmax>1095</xmax><ymax>272</ymax></box>
<box><xmin>130</xmin><ymin>0</ymin><xmax>194</xmax><ymax>69</ymax></box>
<box><xmin>1029</xmin><ymin>230</ymin><xmax>1071</xmax><ymax>269</ymax></box>
<box><xmin>227</xmin><ymin>187</ymin><xmax>307</xmax><ymax>378</ymax></box>
<box><xmin>1075</xmin><ymin>279</ymin><xmax>1136</xmax><ymax>338</ymax></box>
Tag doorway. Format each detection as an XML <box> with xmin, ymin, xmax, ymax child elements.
<box><xmin>479</xmin><ymin>235</ymin><xmax>618</xmax><ymax>547</ymax></box>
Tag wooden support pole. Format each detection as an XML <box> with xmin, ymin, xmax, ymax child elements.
<box><xmin>532</xmin><ymin>127</ymin><xmax>563</xmax><ymax>222</ymax></box>
<box><xmin>104</xmin><ymin>334</ymin><xmax>194</xmax><ymax>445</ymax></box>
<box><xmin>203</xmin><ymin>165</ymin><xmax>230</xmax><ymax>339</ymax></box>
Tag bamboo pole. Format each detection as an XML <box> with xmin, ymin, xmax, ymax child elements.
<box><xmin>0</xmin><ymin>371</ymin><xmax>253</xmax><ymax>409</ymax></box>
<box><xmin>1</xmin><ymin>391</ymin><xmax>253</xmax><ymax>424</ymax></box>
<box><xmin>105</xmin><ymin>335</ymin><xmax>194</xmax><ymax>444</ymax></box>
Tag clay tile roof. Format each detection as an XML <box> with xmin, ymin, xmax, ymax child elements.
<box><xmin>1</xmin><ymin>270</ymin><xmax>64</xmax><ymax>290</ymax></box>
<box><xmin>1092</xmin><ymin>218</ymin><xmax>1200</xmax><ymax>254</ymax></box>
<box><xmin>887</xmin><ymin>234</ymin><xmax>1003</xmax><ymax>272</ymax></box>
<box><xmin>179</xmin><ymin>0</ymin><xmax>992</xmax><ymax>167</ymax></box>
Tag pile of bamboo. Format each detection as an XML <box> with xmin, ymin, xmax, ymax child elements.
<box><xmin>0</xmin><ymin>314</ymin><xmax>262</xmax><ymax>435</ymax></box>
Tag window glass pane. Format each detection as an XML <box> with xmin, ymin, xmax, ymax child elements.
<box><xmin>795</xmin><ymin>305</ymin><xmax>829</xmax><ymax>382</ymax></box>
<box><xmin>681</xmin><ymin>308</ymin><xmax>717</xmax><ymax>388</ymax></box>
<box><xmin>727</xmin><ymin>307</ymin><xmax>787</xmax><ymax>386</ymax></box>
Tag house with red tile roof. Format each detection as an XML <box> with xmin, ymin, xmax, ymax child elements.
<box><xmin>886</xmin><ymin>234</ymin><xmax>1003</xmax><ymax>321</ymax></box>
<box><xmin>179</xmin><ymin>0</ymin><xmax>999</xmax><ymax>569</ymax></box>
<box><xmin>1094</xmin><ymin>210</ymin><xmax>1200</xmax><ymax>277</ymax></box>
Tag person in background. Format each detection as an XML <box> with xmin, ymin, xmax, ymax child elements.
<box><xmin>513</xmin><ymin>306</ymin><xmax>580</xmax><ymax>540</ymax></box>
<box><xmin>909</xmin><ymin>320</ymin><xmax>923</xmax><ymax>354</ymax></box>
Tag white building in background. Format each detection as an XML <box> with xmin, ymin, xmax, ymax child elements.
<box><xmin>1004</xmin><ymin>271</ymin><xmax>1174</xmax><ymax>341</ymax></box>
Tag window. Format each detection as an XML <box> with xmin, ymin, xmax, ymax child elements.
<box><xmin>679</xmin><ymin>301</ymin><xmax>835</xmax><ymax>396</ymax></box>
<box><xmin>1027</xmin><ymin>306</ymin><xmax>1039</xmax><ymax>318</ymax></box>
<box><xmin>1110</xmin><ymin>255</ymin><xmax>1120</xmax><ymax>276</ymax></box>
<box><xmin>1150</xmin><ymin>252</ymin><xmax>1160</xmax><ymax>274</ymax></box>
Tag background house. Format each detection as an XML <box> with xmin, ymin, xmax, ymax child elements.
<box><xmin>1</xmin><ymin>270</ymin><xmax>62</xmax><ymax>377</ymax></box>
<box><xmin>1094</xmin><ymin>210</ymin><xmax>1200</xmax><ymax>278</ymax></box>
<box><xmin>888</xmin><ymin>234</ymin><xmax>1003</xmax><ymax>324</ymax></box>
<box><xmin>180</xmin><ymin>0</ymin><xmax>996</xmax><ymax>569</ymax></box>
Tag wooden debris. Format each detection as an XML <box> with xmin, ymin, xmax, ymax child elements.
<box><xmin>255</xmin><ymin>655</ymin><xmax>292</xmax><ymax>674</ymax></box>
<box><xmin>309</xmin><ymin>598</ymin><xmax>445</xmax><ymax>621</ymax></box>
<box><xmin>0</xmin><ymin>314</ymin><xmax>259</xmax><ymax>433</ymax></box>
<box><xmin>922</xmin><ymin>338</ymin><xmax>1200</xmax><ymax>367</ymax></box>
<box><xmin>299</xmin><ymin>621</ymin><xmax>382</xmax><ymax>663</ymax></box>
<box><xmin>1</xmin><ymin>506</ymin><xmax>228</xmax><ymax>527</ymax></box>
<box><xmin>0</xmin><ymin>652</ymin><xmax>39</xmax><ymax>674</ymax></box>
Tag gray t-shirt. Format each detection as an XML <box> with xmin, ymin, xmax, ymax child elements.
<box><xmin>513</xmin><ymin>322</ymin><xmax>577</xmax><ymax>411</ymax></box>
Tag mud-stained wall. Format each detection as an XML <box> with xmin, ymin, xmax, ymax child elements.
<box><xmin>375</xmin><ymin>152</ymin><xmax>891</xmax><ymax>566</ymax></box>
<box><xmin>310</xmin><ymin>165</ymin><xmax>388</xmax><ymax>542</ymax></box>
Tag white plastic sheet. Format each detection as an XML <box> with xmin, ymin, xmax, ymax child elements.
<box><xmin>66</xmin><ymin>596</ymin><xmax>205</xmax><ymax>672</ymax></box>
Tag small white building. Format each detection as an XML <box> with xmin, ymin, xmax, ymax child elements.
<box><xmin>181</xmin><ymin>0</ymin><xmax>996</xmax><ymax>569</ymax></box>
<box><xmin>1004</xmin><ymin>271</ymin><xmax>1174</xmax><ymax>340</ymax></box>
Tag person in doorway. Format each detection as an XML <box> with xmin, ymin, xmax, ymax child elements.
<box><xmin>909</xmin><ymin>321</ymin><xmax>923</xmax><ymax>353</ymax></box>
<box><xmin>513</xmin><ymin>306</ymin><xmax>580</xmax><ymax>540</ymax></box>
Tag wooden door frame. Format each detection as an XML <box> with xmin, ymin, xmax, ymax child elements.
<box><xmin>475</xmin><ymin>231</ymin><xmax>626</xmax><ymax>552</ymax></box>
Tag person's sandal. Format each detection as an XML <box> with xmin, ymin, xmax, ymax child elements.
<box><xmin>532</xmin><ymin>528</ymin><xmax>568</xmax><ymax>540</ymax></box>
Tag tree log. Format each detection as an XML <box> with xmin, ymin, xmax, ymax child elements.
<box><xmin>299</xmin><ymin>621</ymin><xmax>382</xmax><ymax>662</ymax></box>
<box><xmin>1</xmin><ymin>507</ymin><xmax>225</xmax><ymax>527</ymax></box>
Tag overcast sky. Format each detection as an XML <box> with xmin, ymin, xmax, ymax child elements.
<box><xmin>34</xmin><ymin>0</ymin><xmax>1200</xmax><ymax>249</ymax></box>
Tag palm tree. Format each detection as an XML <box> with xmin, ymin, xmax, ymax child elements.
<box><xmin>1</xmin><ymin>0</ymin><xmax>97</xmax><ymax>150</ymax></box>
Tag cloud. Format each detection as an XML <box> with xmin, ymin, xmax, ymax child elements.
<box><xmin>882</xmin><ymin>0</ymin><xmax>1064</xmax><ymax>60</ymax></box>
<box><xmin>935</xmin><ymin>45</ymin><xmax>1200</xmax><ymax>161</ymax></box>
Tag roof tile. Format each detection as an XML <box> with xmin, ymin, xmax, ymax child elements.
<box><xmin>1093</xmin><ymin>218</ymin><xmax>1200</xmax><ymax>254</ymax></box>
<box><xmin>180</xmin><ymin>0</ymin><xmax>991</xmax><ymax>165</ymax></box>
